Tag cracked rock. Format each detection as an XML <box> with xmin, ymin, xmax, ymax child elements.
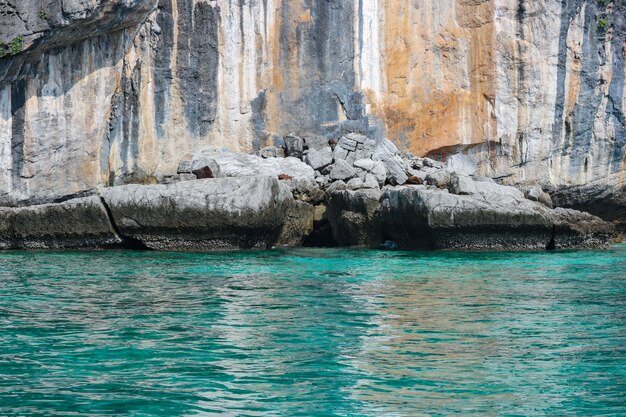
<box><xmin>305</xmin><ymin>147</ymin><xmax>333</xmax><ymax>171</ymax></box>
<box><xmin>330</xmin><ymin>159</ymin><xmax>357</xmax><ymax>181</ymax></box>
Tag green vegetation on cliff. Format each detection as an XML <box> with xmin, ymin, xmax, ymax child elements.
<box><xmin>598</xmin><ymin>18</ymin><xmax>609</xmax><ymax>29</ymax></box>
<box><xmin>0</xmin><ymin>35</ymin><xmax>23</xmax><ymax>58</ymax></box>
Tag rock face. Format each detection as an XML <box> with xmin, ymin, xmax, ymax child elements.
<box><xmin>100</xmin><ymin>177</ymin><xmax>300</xmax><ymax>251</ymax></box>
<box><xmin>328</xmin><ymin>189</ymin><xmax>382</xmax><ymax>246</ymax></box>
<box><xmin>0</xmin><ymin>173</ymin><xmax>317</xmax><ymax>251</ymax></box>
<box><xmin>550</xmin><ymin>175</ymin><xmax>626</xmax><ymax>227</ymax></box>
<box><xmin>0</xmin><ymin>0</ymin><xmax>624</xmax><ymax>225</ymax></box>
<box><xmin>328</xmin><ymin>185</ymin><xmax>614</xmax><ymax>251</ymax></box>
<box><xmin>0</xmin><ymin>196</ymin><xmax>120</xmax><ymax>249</ymax></box>
<box><xmin>0</xmin><ymin>145</ymin><xmax>614</xmax><ymax>252</ymax></box>
<box><xmin>377</xmin><ymin>187</ymin><xmax>614</xmax><ymax>251</ymax></box>
<box><xmin>304</xmin><ymin>148</ymin><xmax>333</xmax><ymax>171</ymax></box>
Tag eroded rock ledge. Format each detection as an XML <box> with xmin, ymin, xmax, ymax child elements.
<box><xmin>330</xmin><ymin>188</ymin><xmax>613</xmax><ymax>251</ymax></box>
<box><xmin>0</xmin><ymin>177</ymin><xmax>311</xmax><ymax>251</ymax></box>
<box><xmin>0</xmin><ymin>196</ymin><xmax>121</xmax><ymax>250</ymax></box>
<box><xmin>0</xmin><ymin>0</ymin><xmax>157</xmax><ymax>79</ymax></box>
<box><xmin>0</xmin><ymin>134</ymin><xmax>617</xmax><ymax>251</ymax></box>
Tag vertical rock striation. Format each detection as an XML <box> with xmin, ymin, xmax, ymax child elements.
<box><xmin>0</xmin><ymin>0</ymin><xmax>624</xmax><ymax>225</ymax></box>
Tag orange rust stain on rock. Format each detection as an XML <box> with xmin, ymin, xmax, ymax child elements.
<box><xmin>264</xmin><ymin>0</ymin><xmax>285</xmax><ymax>134</ymax></box>
<box><xmin>370</xmin><ymin>90</ymin><xmax>486</xmax><ymax>156</ymax></box>
<box><xmin>371</xmin><ymin>0</ymin><xmax>496</xmax><ymax>156</ymax></box>
<box><xmin>463</xmin><ymin>0</ymin><xmax>497</xmax><ymax>150</ymax></box>
<box><xmin>566</xmin><ymin>62</ymin><xmax>581</xmax><ymax>116</ymax></box>
<box><xmin>449</xmin><ymin>0</ymin><xmax>496</xmax><ymax>151</ymax></box>
<box><xmin>78</xmin><ymin>158</ymin><xmax>97</xmax><ymax>191</ymax></box>
<box><xmin>565</xmin><ymin>33</ymin><xmax>583</xmax><ymax>116</ymax></box>
<box><xmin>299</xmin><ymin>9</ymin><xmax>312</xmax><ymax>23</ymax></box>
<box><xmin>382</xmin><ymin>0</ymin><xmax>411</xmax><ymax>99</ymax></box>
<box><xmin>283</xmin><ymin>3</ymin><xmax>301</xmax><ymax>91</ymax></box>
<box><xmin>376</xmin><ymin>0</ymin><xmax>418</xmax><ymax>152</ymax></box>
<box><xmin>268</xmin><ymin>2</ymin><xmax>284</xmax><ymax>92</ymax></box>
<box><xmin>262</xmin><ymin>1</ymin><xmax>309</xmax><ymax>135</ymax></box>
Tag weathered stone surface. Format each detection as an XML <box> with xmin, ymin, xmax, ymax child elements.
<box><xmin>551</xmin><ymin>174</ymin><xmax>626</xmax><ymax>230</ymax></box>
<box><xmin>382</xmin><ymin>138</ymin><xmax>399</xmax><ymax>155</ymax></box>
<box><xmin>304</xmin><ymin>136</ymin><xmax>330</xmax><ymax>151</ymax></box>
<box><xmin>0</xmin><ymin>0</ymin><xmax>624</xmax><ymax>226</ymax></box>
<box><xmin>305</xmin><ymin>147</ymin><xmax>333</xmax><ymax>171</ymax></box>
<box><xmin>381</xmin><ymin>157</ymin><xmax>409</xmax><ymax>186</ymax></box>
<box><xmin>313</xmin><ymin>205</ymin><xmax>327</xmax><ymax>222</ymax></box>
<box><xmin>474</xmin><ymin>182</ymin><xmax>525</xmax><ymax>199</ymax></box>
<box><xmin>333</xmin><ymin>146</ymin><xmax>350</xmax><ymax>162</ymax></box>
<box><xmin>177</xmin><ymin>154</ymin><xmax>220</xmax><ymax>178</ymax></box>
<box><xmin>100</xmin><ymin>177</ymin><xmax>298</xmax><ymax>251</ymax></box>
<box><xmin>445</xmin><ymin>153</ymin><xmax>477</xmax><ymax>176</ymax></box>
<box><xmin>0</xmin><ymin>196</ymin><xmax>120</xmax><ymax>249</ymax></box>
<box><xmin>525</xmin><ymin>186</ymin><xmax>544</xmax><ymax>202</ymax></box>
<box><xmin>450</xmin><ymin>173</ymin><xmax>476</xmax><ymax>195</ymax></box>
<box><xmin>425</xmin><ymin>170</ymin><xmax>452</xmax><ymax>189</ymax></box>
<box><xmin>408</xmin><ymin>169</ymin><xmax>429</xmax><ymax>183</ymax></box>
<box><xmin>473</xmin><ymin>176</ymin><xmax>496</xmax><ymax>184</ymax></box>
<box><xmin>178</xmin><ymin>151</ymin><xmax>315</xmax><ymax>181</ymax></box>
<box><xmin>353</xmin><ymin>138</ymin><xmax>378</xmax><ymax>161</ymax></box>
<box><xmin>326</xmin><ymin>180</ymin><xmax>347</xmax><ymax>193</ymax></box>
<box><xmin>377</xmin><ymin>187</ymin><xmax>614</xmax><ymax>251</ymax></box>
<box><xmin>285</xmin><ymin>179</ymin><xmax>326</xmax><ymax>205</ymax></box>
<box><xmin>422</xmin><ymin>158</ymin><xmax>444</xmax><ymax>169</ymax></box>
<box><xmin>408</xmin><ymin>157</ymin><xmax>424</xmax><ymax>170</ymax></box>
<box><xmin>323</xmin><ymin>181</ymin><xmax>614</xmax><ymax>251</ymax></box>
<box><xmin>328</xmin><ymin>189</ymin><xmax>383</xmax><ymax>246</ymax></box>
<box><xmin>337</xmin><ymin>136</ymin><xmax>358</xmax><ymax>151</ymax></box>
<box><xmin>156</xmin><ymin>173</ymin><xmax>196</xmax><ymax>184</ymax></box>
<box><xmin>346</xmin><ymin>133</ymin><xmax>367</xmax><ymax>144</ymax></box>
<box><xmin>284</xmin><ymin>135</ymin><xmax>305</xmax><ymax>159</ymax></box>
<box><xmin>372</xmin><ymin>139</ymin><xmax>398</xmax><ymax>162</ymax></box>
<box><xmin>353</xmin><ymin>159</ymin><xmax>386</xmax><ymax>186</ymax></box>
<box><xmin>0</xmin><ymin>0</ymin><xmax>157</xmax><ymax>57</ymax></box>
<box><xmin>550</xmin><ymin>208</ymin><xmax>614</xmax><ymax>249</ymax></box>
<box><xmin>362</xmin><ymin>174</ymin><xmax>381</xmax><ymax>190</ymax></box>
<box><xmin>450</xmin><ymin>173</ymin><xmax>525</xmax><ymax>199</ymax></box>
<box><xmin>259</xmin><ymin>146</ymin><xmax>281</xmax><ymax>159</ymax></box>
<box><xmin>346</xmin><ymin>178</ymin><xmax>364</xmax><ymax>190</ymax></box>
<box><xmin>315</xmin><ymin>176</ymin><xmax>329</xmax><ymax>187</ymax></box>
<box><xmin>539</xmin><ymin>192</ymin><xmax>554</xmax><ymax>209</ymax></box>
<box><xmin>329</xmin><ymin>160</ymin><xmax>357</xmax><ymax>181</ymax></box>
<box><xmin>366</xmin><ymin>139</ymin><xmax>409</xmax><ymax>185</ymax></box>
<box><xmin>276</xmin><ymin>200</ymin><xmax>314</xmax><ymax>247</ymax></box>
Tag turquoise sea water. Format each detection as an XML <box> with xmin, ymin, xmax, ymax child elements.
<box><xmin>0</xmin><ymin>245</ymin><xmax>625</xmax><ymax>416</ymax></box>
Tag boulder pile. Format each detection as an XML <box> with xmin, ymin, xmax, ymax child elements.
<box><xmin>172</xmin><ymin>133</ymin><xmax>614</xmax><ymax>251</ymax></box>
<box><xmin>0</xmin><ymin>133</ymin><xmax>616</xmax><ymax>251</ymax></box>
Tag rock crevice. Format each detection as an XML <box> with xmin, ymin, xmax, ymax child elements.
<box><xmin>98</xmin><ymin>195</ymin><xmax>150</xmax><ymax>250</ymax></box>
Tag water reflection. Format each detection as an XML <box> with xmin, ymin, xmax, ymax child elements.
<box><xmin>0</xmin><ymin>246</ymin><xmax>624</xmax><ymax>416</ymax></box>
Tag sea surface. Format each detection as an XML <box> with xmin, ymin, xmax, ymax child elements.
<box><xmin>0</xmin><ymin>245</ymin><xmax>625</xmax><ymax>416</ymax></box>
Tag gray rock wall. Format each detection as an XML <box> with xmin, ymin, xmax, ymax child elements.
<box><xmin>0</xmin><ymin>0</ymin><xmax>624</xmax><ymax>223</ymax></box>
<box><xmin>0</xmin><ymin>195</ymin><xmax>121</xmax><ymax>249</ymax></box>
<box><xmin>100</xmin><ymin>176</ymin><xmax>298</xmax><ymax>251</ymax></box>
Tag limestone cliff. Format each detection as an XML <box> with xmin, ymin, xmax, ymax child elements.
<box><xmin>0</xmin><ymin>0</ymin><xmax>624</xmax><ymax>224</ymax></box>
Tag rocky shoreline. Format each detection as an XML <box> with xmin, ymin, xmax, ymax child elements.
<box><xmin>0</xmin><ymin>134</ymin><xmax>616</xmax><ymax>252</ymax></box>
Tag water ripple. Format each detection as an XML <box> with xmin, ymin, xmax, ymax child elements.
<box><xmin>0</xmin><ymin>245</ymin><xmax>625</xmax><ymax>416</ymax></box>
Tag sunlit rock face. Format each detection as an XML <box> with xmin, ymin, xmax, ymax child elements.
<box><xmin>0</xmin><ymin>0</ymin><xmax>624</xmax><ymax>222</ymax></box>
